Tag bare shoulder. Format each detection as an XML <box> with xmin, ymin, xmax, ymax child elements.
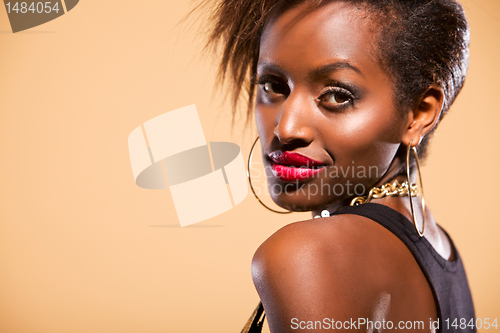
<box><xmin>252</xmin><ymin>213</ymin><xmax>406</xmax><ymax>280</ymax></box>
<box><xmin>252</xmin><ymin>214</ymin><xmax>437</xmax><ymax>332</ymax></box>
<box><xmin>251</xmin><ymin>214</ymin><xmax>402</xmax><ymax>298</ymax></box>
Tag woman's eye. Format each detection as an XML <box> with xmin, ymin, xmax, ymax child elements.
<box><xmin>318</xmin><ymin>88</ymin><xmax>354</xmax><ymax>108</ymax></box>
<box><xmin>262</xmin><ymin>81</ymin><xmax>289</xmax><ymax>95</ymax></box>
<box><xmin>324</xmin><ymin>91</ymin><xmax>350</xmax><ymax>104</ymax></box>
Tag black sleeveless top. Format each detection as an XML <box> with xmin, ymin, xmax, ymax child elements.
<box><xmin>332</xmin><ymin>203</ymin><xmax>476</xmax><ymax>333</ymax></box>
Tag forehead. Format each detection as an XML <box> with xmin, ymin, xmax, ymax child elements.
<box><xmin>259</xmin><ymin>2</ymin><xmax>380</xmax><ymax>73</ymax></box>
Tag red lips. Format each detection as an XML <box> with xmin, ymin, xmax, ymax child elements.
<box><xmin>269</xmin><ymin>151</ymin><xmax>326</xmax><ymax>181</ymax></box>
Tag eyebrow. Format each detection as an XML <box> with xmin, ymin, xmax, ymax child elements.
<box><xmin>257</xmin><ymin>61</ymin><xmax>364</xmax><ymax>80</ymax></box>
<box><xmin>307</xmin><ymin>62</ymin><xmax>364</xmax><ymax>80</ymax></box>
<box><xmin>257</xmin><ymin>62</ymin><xmax>288</xmax><ymax>77</ymax></box>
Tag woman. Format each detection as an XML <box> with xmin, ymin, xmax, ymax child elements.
<box><xmin>199</xmin><ymin>0</ymin><xmax>474</xmax><ymax>331</ymax></box>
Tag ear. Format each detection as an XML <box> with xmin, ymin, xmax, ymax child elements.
<box><xmin>401</xmin><ymin>84</ymin><xmax>444</xmax><ymax>147</ymax></box>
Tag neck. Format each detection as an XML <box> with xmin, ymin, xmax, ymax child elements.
<box><xmin>311</xmin><ymin>153</ymin><xmax>409</xmax><ymax>218</ymax></box>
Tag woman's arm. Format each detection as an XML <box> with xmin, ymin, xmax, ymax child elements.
<box><xmin>251</xmin><ymin>214</ymin><xmax>437</xmax><ymax>332</ymax></box>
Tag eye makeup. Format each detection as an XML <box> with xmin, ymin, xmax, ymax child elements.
<box><xmin>254</xmin><ymin>69</ymin><xmax>364</xmax><ymax>111</ymax></box>
<box><xmin>316</xmin><ymin>80</ymin><xmax>363</xmax><ymax>111</ymax></box>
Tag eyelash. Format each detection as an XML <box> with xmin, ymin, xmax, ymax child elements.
<box><xmin>317</xmin><ymin>86</ymin><xmax>355</xmax><ymax>110</ymax></box>
<box><xmin>256</xmin><ymin>76</ymin><xmax>356</xmax><ymax>110</ymax></box>
<box><xmin>256</xmin><ymin>76</ymin><xmax>289</xmax><ymax>97</ymax></box>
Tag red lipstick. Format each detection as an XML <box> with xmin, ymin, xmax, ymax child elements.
<box><xmin>269</xmin><ymin>151</ymin><xmax>326</xmax><ymax>181</ymax></box>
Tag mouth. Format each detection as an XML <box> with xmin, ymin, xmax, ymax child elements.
<box><xmin>268</xmin><ymin>151</ymin><xmax>326</xmax><ymax>181</ymax></box>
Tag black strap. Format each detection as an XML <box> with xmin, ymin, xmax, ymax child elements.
<box><xmin>240</xmin><ymin>302</ymin><xmax>265</xmax><ymax>333</ymax></box>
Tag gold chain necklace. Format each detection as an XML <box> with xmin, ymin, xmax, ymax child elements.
<box><xmin>350</xmin><ymin>180</ymin><xmax>418</xmax><ymax>206</ymax></box>
<box><xmin>314</xmin><ymin>180</ymin><xmax>418</xmax><ymax>218</ymax></box>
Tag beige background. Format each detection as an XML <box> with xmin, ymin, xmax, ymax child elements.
<box><xmin>0</xmin><ymin>1</ymin><xmax>498</xmax><ymax>332</ymax></box>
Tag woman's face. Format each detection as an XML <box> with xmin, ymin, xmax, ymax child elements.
<box><xmin>255</xmin><ymin>2</ymin><xmax>408</xmax><ymax>212</ymax></box>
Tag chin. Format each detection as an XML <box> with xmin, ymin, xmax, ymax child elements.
<box><xmin>270</xmin><ymin>190</ymin><xmax>338</xmax><ymax>213</ymax></box>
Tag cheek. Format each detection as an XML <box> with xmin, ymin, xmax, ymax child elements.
<box><xmin>255</xmin><ymin>102</ymin><xmax>277</xmax><ymax>142</ymax></box>
<box><xmin>322</xmin><ymin>106</ymin><xmax>403</xmax><ymax>170</ymax></box>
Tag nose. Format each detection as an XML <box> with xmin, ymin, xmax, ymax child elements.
<box><xmin>274</xmin><ymin>90</ymin><xmax>315</xmax><ymax>145</ymax></box>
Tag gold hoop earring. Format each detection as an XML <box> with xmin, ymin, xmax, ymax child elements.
<box><xmin>247</xmin><ymin>137</ymin><xmax>292</xmax><ymax>214</ymax></box>
<box><xmin>406</xmin><ymin>142</ymin><xmax>425</xmax><ymax>237</ymax></box>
